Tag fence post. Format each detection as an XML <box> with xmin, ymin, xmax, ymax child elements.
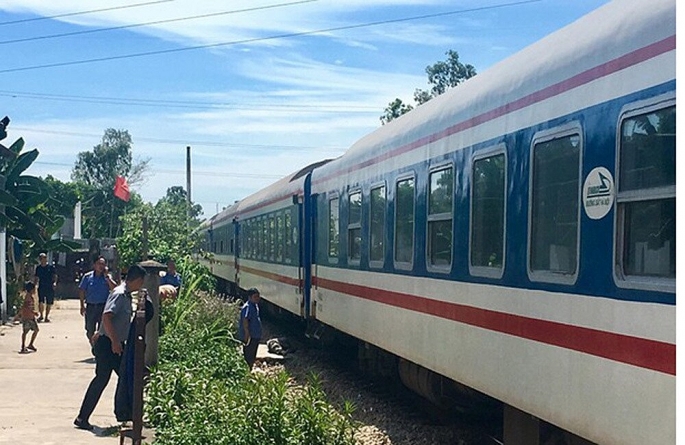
<box><xmin>131</xmin><ymin>291</ymin><xmax>147</xmax><ymax>445</ymax></box>
<box><xmin>138</xmin><ymin>260</ymin><xmax>165</xmax><ymax>368</ymax></box>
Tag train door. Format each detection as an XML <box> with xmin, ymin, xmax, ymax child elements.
<box><xmin>233</xmin><ymin>218</ymin><xmax>240</xmax><ymax>293</ymax></box>
<box><xmin>299</xmin><ymin>173</ymin><xmax>314</xmax><ymax>318</ymax></box>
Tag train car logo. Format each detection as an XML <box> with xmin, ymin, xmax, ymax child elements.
<box><xmin>583</xmin><ymin>167</ymin><xmax>614</xmax><ymax>220</ymax></box>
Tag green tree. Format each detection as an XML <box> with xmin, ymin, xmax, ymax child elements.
<box><xmin>0</xmin><ymin>137</ymin><xmax>78</xmax><ymax>310</ymax></box>
<box><xmin>380</xmin><ymin>50</ymin><xmax>477</xmax><ymax>124</ymax></box>
<box><xmin>117</xmin><ymin>187</ymin><xmax>203</xmax><ymax>268</ymax></box>
<box><xmin>379</xmin><ymin>98</ymin><xmax>414</xmax><ymax>125</ymax></box>
<box><xmin>71</xmin><ymin>128</ymin><xmax>149</xmax><ymax>238</ymax></box>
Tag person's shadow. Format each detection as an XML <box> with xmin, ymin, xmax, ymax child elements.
<box><xmin>75</xmin><ymin>357</ymin><xmax>96</xmax><ymax>364</ymax></box>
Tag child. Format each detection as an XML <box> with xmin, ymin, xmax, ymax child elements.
<box><xmin>19</xmin><ymin>281</ymin><xmax>40</xmax><ymax>353</ymax></box>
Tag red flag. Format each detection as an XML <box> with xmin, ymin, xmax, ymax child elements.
<box><xmin>113</xmin><ymin>175</ymin><xmax>130</xmax><ymax>202</ymax></box>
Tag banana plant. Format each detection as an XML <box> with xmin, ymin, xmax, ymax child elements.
<box><xmin>1</xmin><ymin>137</ymin><xmax>79</xmax><ymax>280</ymax></box>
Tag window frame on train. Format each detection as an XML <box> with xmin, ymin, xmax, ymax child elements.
<box><xmin>328</xmin><ymin>194</ymin><xmax>340</xmax><ymax>263</ymax></box>
<box><xmin>527</xmin><ymin>122</ymin><xmax>583</xmax><ymax>285</ymax></box>
<box><xmin>614</xmin><ymin>93</ymin><xmax>675</xmax><ymax>293</ymax></box>
<box><xmin>469</xmin><ymin>146</ymin><xmax>507</xmax><ymax>279</ymax></box>
<box><xmin>394</xmin><ymin>173</ymin><xmax>416</xmax><ymax>271</ymax></box>
<box><xmin>284</xmin><ymin>210</ymin><xmax>293</xmax><ymax>264</ymax></box>
<box><xmin>369</xmin><ymin>182</ymin><xmax>386</xmax><ymax>269</ymax></box>
<box><xmin>426</xmin><ymin>162</ymin><xmax>454</xmax><ymax>273</ymax></box>
<box><xmin>348</xmin><ymin>189</ymin><xmax>362</xmax><ymax>265</ymax></box>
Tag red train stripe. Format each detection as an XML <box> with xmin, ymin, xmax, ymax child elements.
<box><xmin>313</xmin><ymin>276</ymin><xmax>675</xmax><ymax>376</ymax></box>
<box><xmin>315</xmin><ymin>35</ymin><xmax>676</xmax><ymax>184</ymax></box>
<box><xmin>242</xmin><ymin>265</ymin><xmax>300</xmax><ymax>287</ymax></box>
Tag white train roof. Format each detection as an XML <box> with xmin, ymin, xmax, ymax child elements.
<box><xmin>312</xmin><ymin>0</ymin><xmax>675</xmax><ymax>182</ymax></box>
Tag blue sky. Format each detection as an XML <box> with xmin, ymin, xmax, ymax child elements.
<box><xmin>0</xmin><ymin>0</ymin><xmax>611</xmax><ymax>217</ymax></box>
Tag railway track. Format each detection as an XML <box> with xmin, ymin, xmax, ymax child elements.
<box><xmin>257</xmin><ymin>314</ymin><xmax>503</xmax><ymax>445</ymax></box>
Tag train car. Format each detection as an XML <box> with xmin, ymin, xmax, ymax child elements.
<box><xmin>308</xmin><ymin>1</ymin><xmax>675</xmax><ymax>444</ymax></box>
<box><xmin>232</xmin><ymin>160</ymin><xmax>332</xmax><ymax>316</ymax></box>
<box><xmin>196</xmin><ymin>202</ymin><xmax>240</xmax><ymax>294</ymax></box>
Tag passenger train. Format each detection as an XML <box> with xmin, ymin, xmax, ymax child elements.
<box><xmin>198</xmin><ymin>1</ymin><xmax>675</xmax><ymax>443</ymax></box>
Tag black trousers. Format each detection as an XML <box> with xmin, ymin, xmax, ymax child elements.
<box><xmin>85</xmin><ymin>303</ymin><xmax>105</xmax><ymax>342</ymax></box>
<box><xmin>77</xmin><ymin>335</ymin><xmax>127</xmax><ymax>422</ymax></box>
<box><xmin>243</xmin><ymin>338</ymin><xmax>260</xmax><ymax>369</ymax></box>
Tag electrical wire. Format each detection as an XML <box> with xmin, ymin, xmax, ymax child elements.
<box><xmin>0</xmin><ymin>0</ymin><xmax>319</xmax><ymax>46</ymax></box>
<box><xmin>33</xmin><ymin>160</ymin><xmax>286</xmax><ymax>179</ymax></box>
<box><xmin>0</xmin><ymin>0</ymin><xmax>176</xmax><ymax>26</ymax></box>
<box><xmin>13</xmin><ymin>127</ymin><xmax>347</xmax><ymax>152</ymax></box>
<box><xmin>0</xmin><ymin>0</ymin><xmax>541</xmax><ymax>74</ymax></box>
<box><xmin>0</xmin><ymin>90</ymin><xmax>378</xmax><ymax>112</ymax></box>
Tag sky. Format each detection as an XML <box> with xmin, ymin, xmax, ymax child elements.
<box><xmin>0</xmin><ymin>0</ymin><xmax>614</xmax><ymax>218</ymax></box>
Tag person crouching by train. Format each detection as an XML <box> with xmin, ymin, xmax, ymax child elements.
<box><xmin>73</xmin><ymin>265</ymin><xmax>147</xmax><ymax>431</ymax></box>
<box><xmin>238</xmin><ymin>288</ymin><xmax>262</xmax><ymax>370</ymax></box>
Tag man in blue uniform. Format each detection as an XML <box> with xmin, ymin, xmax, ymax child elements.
<box><xmin>238</xmin><ymin>288</ymin><xmax>262</xmax><ymax>370</ymax></box>
<box><xmin>34</xmin><ymin>253</ymin><xmax>57</xmax><ymax>322</ymax></box>
<box><xmin>79</xmin><ymin>256</ymin><xmax>117</xmax><ymax>345</ymax></box>
<box><xmin>159</xmin><ymin>259</ymin><xmax>182</xmax><ymax>292</ymax></box>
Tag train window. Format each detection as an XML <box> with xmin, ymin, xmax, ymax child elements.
<box><xmin>269</xmin><ymin>216</ymin><xmax>275</xmax><ymax>261</ymax></box>
<box><xmin>427</xmin><ymin>167</ymin><xmax>453</xmax><ymax>270</ymax></box>
<box><xmin>260</xmin><ymin>218</ymin><xmax>266</xmax><ymax>260</ymax></box>
<box><xmin>470</xmin><ymin>153</ymin><xmax>505</xmax><ymax>276</ymax></box>
<box><xmin>328</xmin><ymin>197</ymin><xmax>340</xmax><ymax>259</ymax></box>
<box><xmin>285</xmin><ymin>212</ymin><xmax>292</xmax><ymax>264</ymax></box>
<box><xmin>276</xmin><ymin>214</ymin><xmax>284</xmax><ymax>263</ymax></box>
<box><xmin>529</xmin><ymin>128</ymin><xmax>581</xmax><ymax>281</ymax></box>
<box><xmin>395</xmin><ymin>177</ymin><xmax>415</xmax><ymax>267</ymax></box>
<box><xmin>617</xmin><ymin>103</ymin><xmax>675</xmax><ymax>283</ymax></box>
<box><xmin>369</xmin><ymin>185</ymin><xmax>386</xmax><ymax>266</ymax></box>
<box><xmin>348</xmin><ymin>191</ymin><xmax>362</xmax><ymax>263</ymax></box>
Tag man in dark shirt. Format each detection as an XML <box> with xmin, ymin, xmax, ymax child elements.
<box><xmin>74</xmin><ymin>264</ymin><xmax>147</xmax><ymax>431</ymax></box>
<box><xmin>238</xmin><ymin>288</ymin><xmax>262</xmax><ymax>370</ymax></box>
<box><xmin>34</xmin><ymin>253</ymin><xmax>57</xmax><ymax>322</ymax></box>
<box><xmin>159</xmin><ymin>259</ymin><xmax>182</xmax><ymax>292</ymax></box>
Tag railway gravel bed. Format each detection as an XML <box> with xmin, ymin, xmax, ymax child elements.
<box><xmin>257</xmin><ymin>319</ymin><xmax>500</xmax><ymax>445</ymax></box>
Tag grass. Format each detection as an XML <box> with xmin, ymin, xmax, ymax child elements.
<box><xmin>145</xmin><ymin>262</ymin><xmax>356</xmax><ymax>445</ymax></box>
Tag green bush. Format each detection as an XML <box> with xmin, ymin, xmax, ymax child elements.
<box><xmin>146</xmin><ymin>281</ymin><xmax>356</xmax><ymax>445</ymax></box>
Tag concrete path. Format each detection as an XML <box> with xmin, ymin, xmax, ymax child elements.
<box><xmin>0</xmin><ymin>299</ymin><xmax>122</xmax><ymax>444</ymax></box>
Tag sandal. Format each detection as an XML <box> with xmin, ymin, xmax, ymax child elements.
<box><xmin>27</xmin><ymin>345</ymin><xmax>37</xmax><ymax>352</ymax></box>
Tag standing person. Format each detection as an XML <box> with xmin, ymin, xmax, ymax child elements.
<box><xmin>79</xmin><ymin>256</ymin><xmax>117</xmax><ymax>345</ymax></box>
<box><xmin>159</xmin><ymin>259</ymin><xmax>182</xmax><ymax>292</ymax></box>
<box><xmin>34</xmin><ymin>253</ymin><xmax>57</xmax><ymax>322</ymax></box>
<box><xmin>17</xmin><ymin>282</ymin><xmax>40</xmax><ymax>353</ymax></box>
<box><xmin>73</xmin><ymin>264</ymin><xmax>147</xmax><ymax>431</ymax></box>
<box><xmin>238</xmin><ymin>288</ymin><xmax>262</xmax><ymax>370</ymax></box>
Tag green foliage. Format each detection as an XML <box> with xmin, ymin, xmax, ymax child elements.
<box><xmin>117</xmin><ymin>186</ymin><xmax>203</xmax><ymax>268</ymax></box>
<box><xmin>146</xmin><ymin>286</ymin><xmax>357</xmax><ymax>445</ymax></box>
<box><xmin>0</xmin><ymin>138</ymin><xmax>77</xmax><ymax>251</ymax></box>
<box><xmin>380</xmin><ymin>49</ymin><xmax>477</xmax><ymax>124</ymax></box>
<box><xmin>379</xmin><ymin>98</ymin><xmax>415</xmax><ymax>125</ymax></box>
<box><xmin>70</xmin><ymin>128</ymin><xmax>149</xmax><ymax>238</ymax></box>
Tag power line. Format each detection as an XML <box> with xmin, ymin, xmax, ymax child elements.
<box><xmin>0</xmin><ymin>0</ymin><xmax>541</xmax><ymax>74</ymax></box>
<box><xmin>33</xmin><ymin>160</ymin><xmax>285</xmax><ymax>179</ymax></box>
<box><xmin>0</xmin><ymin>0</ymin><xmax>176</xmax><ymax>26</ymax></box>
<box><xmin>0</xmin><ymin>90</ymin><xmax>377</xmax><ymax>112</ymax></box>
<box><xmin>13</xmin><ymin>127</ymin><xmax>347</xmax><ymax>152</ymax></box>
<box><xmin>0</xmin><ymin>0</ymin><xmax>319</xmax><ymax>46</ymax></box>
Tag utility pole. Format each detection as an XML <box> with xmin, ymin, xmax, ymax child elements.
<box><xmin>186</xmin><ymin>146</ymin><xmax>192</xmax><ymax>223</ymax></box>
<box><xmin>0</xmin><ymin>116</ymin><xmax>16</xmax><ymax>323</ymax></box>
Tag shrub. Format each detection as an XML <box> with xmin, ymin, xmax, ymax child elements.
<box><xmin>146</xmin><ymin>282</ymin><xmax>356</xmax><ymax>445</ymax></box>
